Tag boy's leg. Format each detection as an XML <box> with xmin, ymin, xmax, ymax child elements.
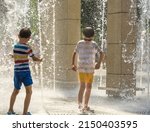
<box><xmin>8</xmin><ymin>88</ymin><xmax>20</xmax><ymax>113</ymax></box>
<box><xmin>84</xmin><ymin>83</ymin><xmax>92</xmax><ymax>108</ymax></box>
<box><xmin>83</xmin><ymin>73</ymin><xmax>93</xmax><ymax>108</ymax></box>
<box><xmin>78</xmin><ymin>82</ymin><xmax>85</xmax><ymax>107</ymax></box>
<box><xmin>23</xmin><ymin>85</ymin><xmax>32</xmax><ymax>115</ymax></box>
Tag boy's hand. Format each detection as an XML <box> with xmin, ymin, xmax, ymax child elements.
<box><xmin>72</xmin><ymin>65</ymin><xmax>77</xmax><ymax>71</ymax></box>
<box><xmin>32</xmin><ymin>56</ymin><xmax>43</xmax><ymax>62</ymax></box>
<box><xmin>9</xmin><ymin>53</ymin><xmax>14</xmax><ymax>58</ymax></box>
<box><xmin>95</xmin><ymin>63</ymin><xmax>100</xmax><ymax>69</ymax></box>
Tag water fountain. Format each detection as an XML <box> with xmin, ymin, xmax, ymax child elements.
<box><xmin>121</xmin><ymin>0</ymin><xmax>150</xmax><ymax>97</ymax></box>
<box><xmin>135</xmin><ymin>0</ymin><xmax>150</xmax><ymax>97</ymax></box>
<box><xmin>0</xmin><ymin>0</ymin><xmax>80</xmax><ymax>114</ymax></box>
<box><xmin>0</xmin><ymin>0</ymin><xmax>150</xmax><ymax>115</ymax></box>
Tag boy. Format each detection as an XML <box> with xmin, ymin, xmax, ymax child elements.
<box><xmin>7</xmin><ymin>28</ymin><xmax>42</xmax><ymax>115</ymax></box>
<box><xmin>72</xmin><ymin>27</ymin><xmax>103</xmax><ymax>114</ymax></box>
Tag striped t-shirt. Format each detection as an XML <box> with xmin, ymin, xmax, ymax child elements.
<box><xmin>74</xmin><ymin>40</ymin><xmax>102</xmax><ymax>73</ymax></box>
<box><xmin>13</xmin><ymin>43</ymin><xmax>34</xmax><ymax>72</ymax></box>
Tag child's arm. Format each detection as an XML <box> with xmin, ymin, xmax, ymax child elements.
<box><xmin>32</xmin><ymin>56</ymin><xmax>42</xmax><ymax>62</ymax></box>
<box><xmin>72</xmin><ymin>52</ymin><xmax>77</xmax><ymax>71</ymax></box>
<box><xmin>95</xmin><ymin>51</ymin><xmax>104</xmax><ymax>69</ymax></box>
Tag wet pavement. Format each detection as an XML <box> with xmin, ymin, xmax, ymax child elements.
<box><xmin>0</xmin><ymin>68</ymin><xmax>150</xmax><ymax>115</ymax></box>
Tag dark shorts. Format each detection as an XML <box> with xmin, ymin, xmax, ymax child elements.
<box><xmin>14</xmin><ymin>71</ymin><xmax>33</xmax><ymax>90</ymax></box>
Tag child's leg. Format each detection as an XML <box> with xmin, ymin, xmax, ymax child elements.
<box><xmin>8</xmin><ymin>88</ymin><xmax>20</xmax><ymax>112</ymax></box>
<box><xmin>84</xmin><ymin>83</ymin><xmax>92</xmax><ymax>108</ymax></box>
<box><xmin>23</xmin><ymin>85</ymin><xmax>32</xmax><ymax>115</ymax></box>
<box><xmin>78</xmin><ymin>82</ymin><xmax>85</xmax><ymax>107</ymax></box>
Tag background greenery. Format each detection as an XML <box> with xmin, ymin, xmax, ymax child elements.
<box><xmin>81</xmin><ymin>0</ymin><xmax>107</xmax><ymax>45</ymax></box>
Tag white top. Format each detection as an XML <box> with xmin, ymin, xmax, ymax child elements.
<box><xmin>74</xmin><ymin>40</ymin><xmax>102</xmax><ymax>73</ymax></box>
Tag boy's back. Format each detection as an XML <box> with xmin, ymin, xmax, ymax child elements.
<box><xmin>75</xmin><ymin>39</ymin><xmax>101</xmax><ymax>73</ymax></box>
<box><xmin>13</xmin><ymin>43</ymin><xmax>33</xmax><ymax>72</ymax></box>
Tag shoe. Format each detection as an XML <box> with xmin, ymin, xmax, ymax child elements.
<box><xmin>25</xmin><ymin>112</ymin><xmax>32</xmax><ymax>115</ymax></box>
<box><xmin>78</xmin><ymin>106</ymin><xmax>89</xmax><ymax>115</ymax></box>
<box><xmin>83</xmin><ymin>107</ymin><xmax>94</xmax><ymax>114</ymax></box>
<box><xmin>7</xmin><ymin>111</ymin><xmax>17</xmax><ymax>115</ymax></box>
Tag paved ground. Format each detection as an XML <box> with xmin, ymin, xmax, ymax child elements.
<box><xmin>0</xmin><ymin>68</ymin><xmax>150</xmax><ymax>115</ymax></box>
<box><xmin>1</xmin><ymin>84</ymin><xmax>150</xmax><ymax>115</ymax></box>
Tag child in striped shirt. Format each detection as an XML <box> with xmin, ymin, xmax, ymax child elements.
<box><xmin>7</xmin><ymin>28</ymin><xmax>42</xmax><ymax>115</ymax></box>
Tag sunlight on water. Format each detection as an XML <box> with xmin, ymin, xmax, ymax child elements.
<box><xmin>0</xmin><ymin>0</ymin><xmax>150</xmax><ymax>115</ymax></box>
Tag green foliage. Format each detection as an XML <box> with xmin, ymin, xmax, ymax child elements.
<box><xmin>81</xmin><ymin>0</ymin><xmax>107</xmax><ymax>44</ymax></box>
<box><xmin>81</xmin><ymin>0</ymin><xmax>97</xmax><ymax>29</ymax></box>
<box><xmin>28</xmin><ymin>0</ymin><xmax>39</xmax><ymax>35</ymax></box>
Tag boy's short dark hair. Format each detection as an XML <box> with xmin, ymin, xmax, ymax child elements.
<box><xmin>19</xmin><ymin>28</ymin><xmax>31</xmax><ymax>38</ymax></box>
<box><xmin>83</xmin><ymin>27</ymin><xmax>94</xmax><ymax>38</ymax></box>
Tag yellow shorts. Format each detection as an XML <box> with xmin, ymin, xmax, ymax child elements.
<box><xmin>78</xmin><ymin>72</ymin><xmax>94</xmax><ymax>83</ymax></box>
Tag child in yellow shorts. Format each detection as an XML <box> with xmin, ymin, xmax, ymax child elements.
<box><xmin>72</xmin><ymin>27</ymin><xmax>103</xmax><ymax>114</ymax></box>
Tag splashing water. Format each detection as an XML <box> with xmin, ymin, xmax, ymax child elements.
<box><xmin>0</xmin><ymin>0</ymin><xmax>150</xmax><ymax>115</ymax></box>
<box><xmin>119</xmin><ymin>0</ymin><xmax>150</xmax><ymax>97</ymax></box>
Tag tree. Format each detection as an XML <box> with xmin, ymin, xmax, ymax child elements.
<box><xmin>81</xmin><ymin>0</ymin><xmax>107</xmax><ymax>45</ymax></box>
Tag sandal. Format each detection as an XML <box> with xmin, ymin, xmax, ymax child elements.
<box><xmin>7</xmin><ymin>111</ymin><xmax>17</xmax><ymax>115</ymax></box>
<box><xmin>25</xmin><ymin>112</ymin><xmax>32</xmax><ymax>115</ymax></box>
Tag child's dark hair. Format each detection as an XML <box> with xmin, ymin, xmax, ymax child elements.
<box><xmin>83</xmin><ymin>27</ymin><xmax>94</xmax><ymax>38</ymax></box>
<box><xmin>19</xmin><ymin>28</ymin><xmax>31</xmax><ymax>38</ymax></box>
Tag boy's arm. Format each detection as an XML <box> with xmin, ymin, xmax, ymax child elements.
<box><xmin>32</xmin><ymin>56</ymin><xmax>42</xmax><ymax>62</ymax></box>
<box><xmin>95</xmin><ymin>51</ymin><xmax>104</xmax><ymax>69</ymax></box>
<box><xmin>29</xmin><ymin>46</ymin><xmax>42</xmax><ymax>62</ymax></box>
<box><xmin>72</xmin><ymin>52</ymin><xmax>77</xmax><ymax>71</ymax></box>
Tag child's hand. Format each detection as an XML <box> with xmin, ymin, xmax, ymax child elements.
<box><xmin>95</xmin><ymin>63</ymin><xmax>100</xmax><ymax>69</ymax></box>
<box><xmin>9</xmin><ymin>53</ymin><xmax>14</xmax><ymax>58</ymax></box>
<box><xmin>32</xmin><ymin>56</ymin><xmax>43</xmax><ymax>62</ymax></box>
<box><xmin>72</xmin><ymin>65</ymin><xmax>77</xmax><ymax>71</ymax></box>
